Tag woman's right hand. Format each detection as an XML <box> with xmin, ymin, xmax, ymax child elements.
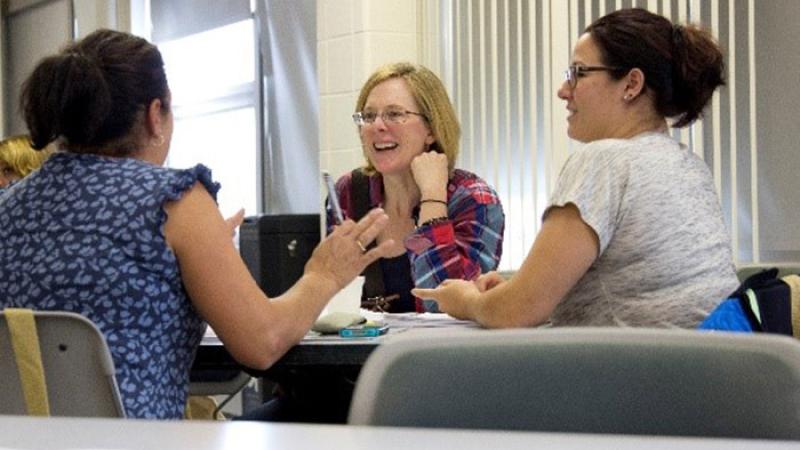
<box><xmin>304</xmin><ymin>208</ymin><xmax>394</xmax><ymax>290</ymax></box>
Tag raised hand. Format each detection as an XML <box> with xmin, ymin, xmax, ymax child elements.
<box><xmin>305</xmin><ymin>208</ymin><xmax>394</xmax><ymax>290</ymax></box>
<box><xmin>410</xmin><ymin>151</ymin><xmax>449</xmax><ymax>201</ymax></box>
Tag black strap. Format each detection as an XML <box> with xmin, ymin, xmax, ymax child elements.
<box><xmin>350</xmin><ymin>169</ymin><xmax>388</xmax><ymax>307</ymax></box>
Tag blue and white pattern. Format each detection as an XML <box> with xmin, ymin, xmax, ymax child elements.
<box><xmin>0</xmin><ymin>152</ymin><xmax>219</xmax><ymax>419</ymax></box>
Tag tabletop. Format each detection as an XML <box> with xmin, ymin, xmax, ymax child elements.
<box><xmin>0</xmin><ymin>416</ymin><xmax>797</xmax><ymax>450</ymax></box>
<box><xmin>192</xmin><ymin>312</ymin><xmax>479</xmax><ymax>378</ymax></box>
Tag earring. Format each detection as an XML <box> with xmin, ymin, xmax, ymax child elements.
<box><xmin>152</xmin><ymin>134</ymin><xmax>165</xmax><ymax>147</ymax></box>
<box><xmin>623</xmin><ymin>94</ymin><xmax>633</xmax><ymax>101</ymax></box>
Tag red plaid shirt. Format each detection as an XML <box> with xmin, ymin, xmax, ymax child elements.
<box><xmin>326</xmin><ymin>169</ymin><xmax>504</xmax><ymax>312</ymax></box>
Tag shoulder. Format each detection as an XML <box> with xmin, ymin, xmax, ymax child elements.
<box><xmin>567</xmin><ymin>137</ymin><xmax>634</xmax><ymax>167</ymax></box>
<box><xmin>123</xmin><ymin>160</ymin><xmax>221</xmax><ymax>203</ymax></box>
<box><xmin>334</xmin><ymin>171</ymin><xmax>354</xmax><ymax>191</ymax></box>
<box><xmin>573</xmin><ymin>132</ymin><xmax>678</xmax><ymax>163</ymax></box>
<box><xmin>561</xmin><ymin>133</ymin><xmax>677</xmax><ymax>180</ymax></box>
<box><xmin>336</xmin><ymin>169</ymin><xmax>384</xmax><ymax>208</ymax></box>
<box><xmin>449</xmin><ymin>169</ymin><xmax>501</xmax><ymax>206</ymax></box>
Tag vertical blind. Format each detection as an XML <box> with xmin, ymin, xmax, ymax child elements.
<box><xmin>424</xmin><ymin>0</ymin><xmax>798</xmax><ymax>270</ymax></box>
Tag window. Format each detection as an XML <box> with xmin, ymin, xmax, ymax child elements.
<box><xmin>158</xmin><ymin>19</ymin><xmax>258</xmax><ymax>218</ymax></box>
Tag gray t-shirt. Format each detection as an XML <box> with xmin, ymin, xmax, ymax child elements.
<box><xmin>547</xmin><ymin>131</ymin><xmax>738</xmax><ymax>328</ymax></box>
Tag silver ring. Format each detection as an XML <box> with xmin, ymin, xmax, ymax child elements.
<box><xmin>356</xmin><ymin>239</ymin><xmax>367</xmax><ymax>253</ymax></box>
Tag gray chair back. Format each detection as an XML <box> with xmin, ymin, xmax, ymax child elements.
<box><xmin>0</xmin><ymin>310</ymin><xmax>125</xmax><ymax>417</ymax></box>
<box><xmin>349</xmin><ymin>328</ymin><xmax>800</xmax><ymax>439</ymax></box>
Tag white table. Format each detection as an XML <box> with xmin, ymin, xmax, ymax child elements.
<box><xmin>0</xmin><ymin>416</ymin><xmax>796</xmax><ymax>450</ymax></box>
<box><xmin>194</xmin><ymin>312</ymin><xmax>478</xmax><ymax>374</ymax></box>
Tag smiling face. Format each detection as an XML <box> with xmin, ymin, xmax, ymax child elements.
<box><xmin>359</xmin><ymin>78</ymin><xmax>435</xmax><ymax>176</ymax></box>
<box><xmin>557</xmin><ymin>33</ymin><xmax>628</xmax><ymax>143</ymax></box>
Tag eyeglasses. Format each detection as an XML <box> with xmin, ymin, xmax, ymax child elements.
<box><xmin>564</xmin><ymin>64</ymin><xmax>624</xmax><ymax>89</ymax></box>
<box><xmin>352</xmin><ymin>109</ymin><xmax>427</xmax><ymax>126</ymax></box>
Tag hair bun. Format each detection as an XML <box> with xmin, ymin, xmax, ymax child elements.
<box><xmin>21</xmin><ymin>29</ymin><xmax>168</xmax><ymax>156</ymax></box>
<box><xmin>672</xmin><ymin>24</ymin><xmax>685</xmax><ymax>47</ymax></box>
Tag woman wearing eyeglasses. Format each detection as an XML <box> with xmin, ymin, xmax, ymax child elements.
<box><xmin>327</xmin><ymin>62</ymin><xmax>505</xmax><ymax>313</ymax></box>
<box><xmin>415</xmin><ymin>8</ymin><xmax>738</xmax><ymax>328</ymax></box>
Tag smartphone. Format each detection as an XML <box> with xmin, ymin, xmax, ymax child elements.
<box><xmin>339</xmin><ymin>324</ymin><xmax>389</xmax><ymax>338</ymax></box>
<box><xmin>322</xmin><ymin>171</ymin><xmax>344</xmax><ymax>225</ymax></box>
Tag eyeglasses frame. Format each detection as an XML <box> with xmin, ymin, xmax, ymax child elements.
<box><xmin>564</xmin><ymin>64</ymin><xmax>626</xmax><ymax>89</ymax></box>
<box><xmin>352</xmin><ymin>109</ymin><xmax>427</xmax><ymax>127</ymax></box>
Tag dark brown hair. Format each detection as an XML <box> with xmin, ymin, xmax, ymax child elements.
<box><xmin>586</xmin><ymin>8</ymin><xmax>725</xmax><ymax>128</ymax></box>
<box><xmin>21</xmin><ymin>29</ymin><xmax>169</xmax><ymax>155</ymax></box>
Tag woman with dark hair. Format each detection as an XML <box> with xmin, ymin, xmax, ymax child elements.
<box><xmin>415</xmin><ymin>8</ymin><xmax>738</xmax><ymax>329</ymax></box>
<box><xmin>0</xmin><ymin>29</ymin><xmax>392</xmax><ymax>419</ymax></box>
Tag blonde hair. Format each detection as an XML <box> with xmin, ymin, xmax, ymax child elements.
<box><xmin>355</xmin><ymin>62</ymin><xmax>460</xmax><ymax>174</ymax></box>
<box><xmin>0</xmin><ymin>135</ymin><xmax>54</xmax><ymax>177</ymax></box>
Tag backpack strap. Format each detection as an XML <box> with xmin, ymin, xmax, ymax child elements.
<box><xmin>782</xmin><ymin>275</ymin><xmax>800</xmax><ymax>339</ymax></box>
<box><xmin>350</xmin><ymin>169</ymin><xmax>398</xmax><ymax>309</ymax></box>
<box><xmin>5</xmin><ymin>308</ymin><xmax>50</xmax><ymax>416</ymax></box>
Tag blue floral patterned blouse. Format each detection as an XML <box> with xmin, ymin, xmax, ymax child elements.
<box><xmin>0</xmin><ymin>152</ymin><xmax>219</xmax><ymax>419</ymax></box>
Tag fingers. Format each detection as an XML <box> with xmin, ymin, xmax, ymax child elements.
<box><xmin>411</xmin><ymin>287</ymin><xmax>438</xmax><ymax>300</ymax></box>
<box><xmin>361</xmin><ymin>239</ymin><xmax>395</xmax><ymax>265</ymax></box>
<box><xmin>346</xmin><ymin>208</ymin><xmax>389</xmax><ymax>246</ymax></box>
<box><xmin>225</xmin><ymin>208</ymin><xmax>246</xmax><ymax>227</ymax></box>
<box><xmin>225</xmin><ymin>208</ymin><xmax>246</xmax><ymax>237</ymax></box>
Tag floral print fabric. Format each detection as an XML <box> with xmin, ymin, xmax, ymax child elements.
<box><xmin>0</xmin><ymin>152</ymin><xmax>219</xmax><ymax>419</ymax></box>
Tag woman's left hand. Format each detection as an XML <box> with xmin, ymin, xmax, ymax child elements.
<box><xmin>410</xmin><ymin>151</ymin><xmax>449</xmax><ymax>200</ymax></box>
<box><xmin>412</xmin><ymin>279</ymin><xmax>481</xmax><ymax>321</ymax></box>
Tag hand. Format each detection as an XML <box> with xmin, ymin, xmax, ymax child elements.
<box><xmin>225</xmin><ymin>208</ymin><xmax>246</xmax><ymax>237</ymax></box>
<box><xmin>412</xmin><ymin>279</ymin><xmax>482</xmax><ymax>321</ymax></box>
<box><xmin>474</xmin><ymin>271</ymin><xmax>506</xmax><ymax>292</ymax></box>
<box><xmin>410</xmin><ymin>151</ymin><xmax>449</xmax><ymax>200</ymax></box>
<box><xmin>305</xmin><ymin>208</ymin><xmax>394</xmax><ymax>290</ymax></box>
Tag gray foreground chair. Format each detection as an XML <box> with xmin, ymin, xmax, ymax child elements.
<box><xmin>0</xmin><ymin>310</ymin><xmax>125</xmax><ymax>417</ymax></box>
<box><xmin>349</xmin><ymin>327</ymin><xmax>800</xmax><ymax>439</ymax></box>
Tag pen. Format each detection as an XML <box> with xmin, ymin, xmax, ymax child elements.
<box><xmin>323</xmin><ymin>171</ymin><xmax>344</xmax><ymax>225</ymax></box>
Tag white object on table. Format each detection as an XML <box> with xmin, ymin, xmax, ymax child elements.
<box><xmin>320</xmin><ymin>276</ymin><xmax>364</xmax><ymax>317</ymax></box>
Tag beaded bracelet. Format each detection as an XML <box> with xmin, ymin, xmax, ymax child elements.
<box><xmin>420</xmin><ymin>199</ymin><xmax>447</xmax><ymax>206</ymax></box>
<box><xmin>419</xmin><ymin>216</ymin><xmax>449</xmax><ymax>227</ymax></box>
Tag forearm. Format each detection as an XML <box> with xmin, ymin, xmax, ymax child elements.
<box><xmin>410</xmin><ymin>205</ymin><xmax>503</xmax><ymax>284</ymax></box>
<box><xmin>471</xmin><ymin>205</ymin><xmax>598</xmax><ymax>328</ymax></box>
<box><xmin>471</xmin><ymin>277</ymin><xmax>553</xmax><ymax>328</ymax></box>
<box><xmin>410</xmin><ymin>233</ymin><xmax>482</xmax><ymax>285</ymax></box>
<box><xmin>268</xmin><ymin>272</ymin><xmax>339</xmax><ymax>348</ymax></box>
<box><xmin>417</xmin><ymin>199</ymin><xmax>448</xmax><ymax>225</ymax></box>
<box><xmin>200</xmin><ymin>271</ymin><xmax>339</xmax><ymax>371</ymax></box>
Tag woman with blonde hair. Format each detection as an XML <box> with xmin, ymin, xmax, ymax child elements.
<box><xmin>0</xmin><ymin>135</ymin><xmax>54</xmax><ymax>188</ymax></box>
<box><xmin>328</xmin><ymin>62</ymin><xmax>505</xmax><ymax>313</ymax></box>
